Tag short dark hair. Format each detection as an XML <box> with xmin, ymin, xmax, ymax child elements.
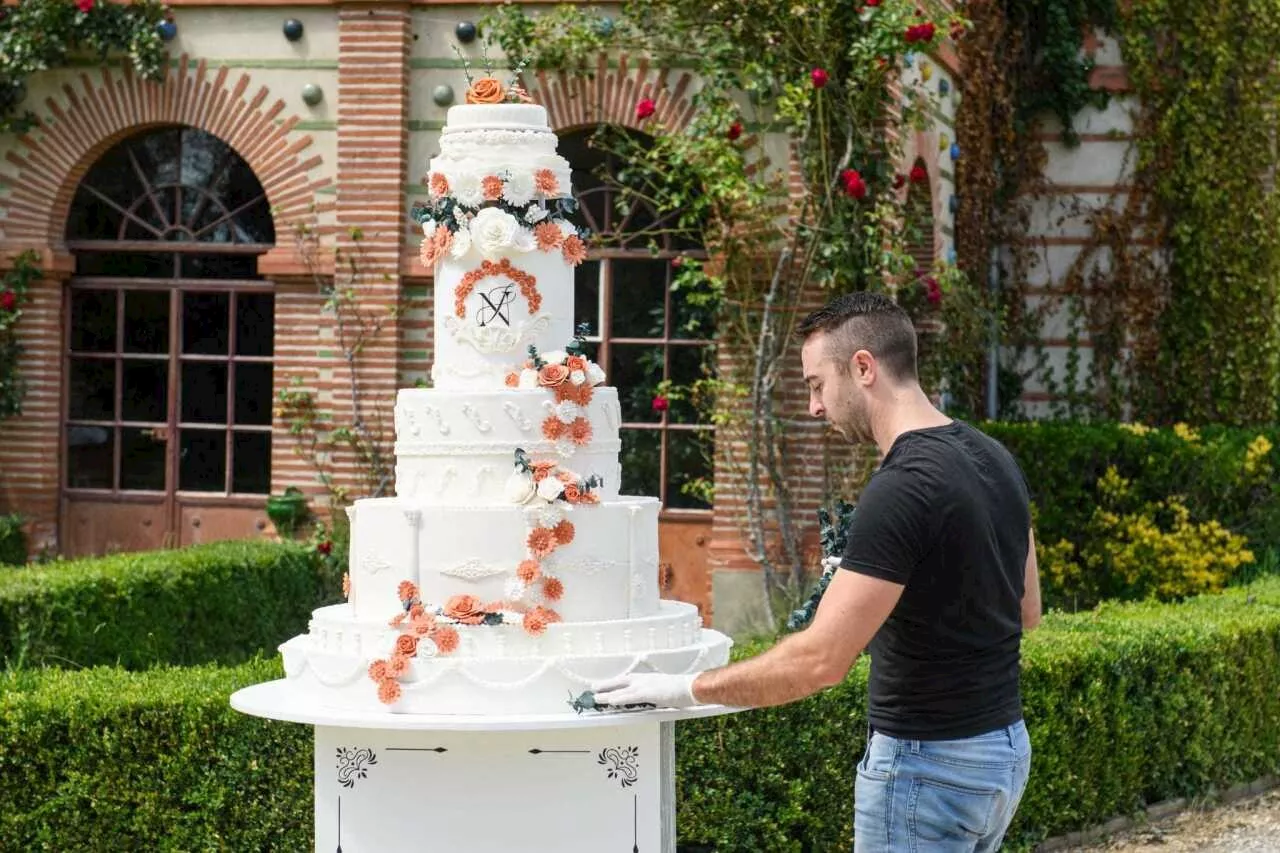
<box><xmin>796</xmin><ymin>291</ymin><xmax>918</xmax><ymax>382</ymax></box>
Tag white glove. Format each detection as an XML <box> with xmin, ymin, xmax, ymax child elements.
<box><xmin>591</xmin><ymin>672</ymin><xmax>702</xmax><ymax>709</ymax></box>
<box><xmin>821</xmin><ymin>555</ymin><xmax>842</xmax><ymax>572</ymax></box>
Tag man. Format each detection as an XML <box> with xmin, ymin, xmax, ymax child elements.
<box><xmin>592</xmin><ymin>291</ymin><xmax>1041</xmax><ymax>852</ymax></box>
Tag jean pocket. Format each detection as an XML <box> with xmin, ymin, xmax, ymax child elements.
<box><xmin>907</xmin><ymin>777</ymin><xmax>999</xmax><ymax>846</ymax></box>
<box><xmin>857</xmin><ymin>734</ymin><xmax>893</xmax><ymax>782</ymax></box>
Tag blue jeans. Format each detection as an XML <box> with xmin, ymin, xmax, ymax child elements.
<box><xmin>853</xmin><ymin>720</ymin><xmax>1031</xmax><ymax>852</ymax></box>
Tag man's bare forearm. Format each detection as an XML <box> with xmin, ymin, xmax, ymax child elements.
<box><xmin>691</xmin><ymin>632</ymin><xmax>842</xmax><ymax>708</ymax></box>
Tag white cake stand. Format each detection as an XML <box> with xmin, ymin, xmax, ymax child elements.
<box><xmin>232</xmin><ymin>679</ymin><xmax>745</xmax><ymax>852</ymax></box>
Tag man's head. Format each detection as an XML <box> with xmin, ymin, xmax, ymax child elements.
<box><xmin>797</xmin><ymin>291</ymin><xmax>919</xmax><ymax>443</ymax></box>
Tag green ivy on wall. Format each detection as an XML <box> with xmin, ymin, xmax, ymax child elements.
<box><xmin>0</xmin><ymin>251</ymin><xmax>41</xmax><ymax>420</ymax></box>
<box><xmin>0</xmin><ymin>0</ymin><xmax>169</xmax><ymax>134</ymax></box>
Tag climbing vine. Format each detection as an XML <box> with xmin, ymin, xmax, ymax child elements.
<box><xmin>0</xmin><ymin>251</ymin><xmax>41</xmax><ymax>420</ymax></box>
<box><xmin>0</xmin><ymin>0</ymin><xmax>170</xmax><ymax>134</ymax></box>
<box><xmin>482</xmin><ymin>1</ymin><xmax>989</xmax><ymax>617</ymax></box>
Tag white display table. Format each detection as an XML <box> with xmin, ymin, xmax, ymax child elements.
<box><xmin>232</xmin><ymin>679</ymin><xmax>743</xmax><ymax>852</ymax></box>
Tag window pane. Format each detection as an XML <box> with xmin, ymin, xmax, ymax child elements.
<box><xmin>119</xmin><ymin>427</ymin><xmax>166</xmax><ymax>491</ymax></box>
<box><xmin>182</xmin><ymin>292</ymin><xmax>229</xmax><ymax>355</ymax></box>
<box><xmin>70</xmin><ymin>290</ymin><xmax>117</xmax><ymax>353</ymax></box>
<box><xmin>121</xmin><ymin>360</ymin><xmax>167</xmax><ymax>423</ymax></box>
<box><xmin>76</xmin><ymin>252</ymin><xmax>176</xmax><ymax>278</ymax></box>
<box><xmin>232</xmin><ymin>431</ymin><xmax>271</xmax><ymax>494</ymax></box>
<box><xmin>179</xmin><ymin>429</ymin><xmax>226</xmax><ymax>492</ymax></box>
<box><xmin>181</xmin><ymin>254</ymin><xmax>259</xmax><ymax>278</ymax></box>
<box><xmin>667</xmin><ymin>344</ymin><xmax>714</xmax><ymax>425</ymax></box>
<box><xmin>68</xmin><ymin>359</ymin><xmax>115</xmax><ymax>420</ymax></box>
<box><xmin>666</xmin><ymin>429</ymin><xmax>714</xmax><ymax>510</ymax></box>
<box><xmin>573</xmin><ymin>260</ymin><xmax>601</xmax><ymax>337</ymax></box>
<box><xmin>234</xmin><ymin>363</ymin><xmax>273</xmax><ymax>426</ymax></box>
<box><xmin>181</xmin><ymin>361</ymin><xmax>228</xmax><ymax>424</ymax></box>
<box><xmin>66</xmin><ymin>426</ymin><xmax>113</xmax><ymax>488</ymax></box>
<box><xmin>620</xmin><ymin>428</ymin><xmax>661</xmax><ymax>499</ymax></box>
<box><xmin>610</xmin><ymin>260</ymin><xmax>667</xmax><ymax>339</ymax></box>
<box><xmin>123</xmin><ymin>290</ymin><xmax>169</xmax><ymax>354</ymax></box>
<box><xmin>235</xmin><ymin>293</ymin><xmax>274</xmax><ymax>356</ymax></box>
<box><xmin>609</xmin><ymin>344</ymin><xmax>664</xmax><ymax>423</ymax></box>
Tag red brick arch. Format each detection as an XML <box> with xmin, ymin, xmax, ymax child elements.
<box><xmin>0</xmin><ymin>53</ymin><xmax>329</xmax><ymax>249</ymax></box>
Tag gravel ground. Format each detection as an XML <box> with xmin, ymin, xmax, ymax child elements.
<box><xmin>1059</xmin><ymin>787</ymin><xmax>1280</xmax><ymax>852</ymax></box>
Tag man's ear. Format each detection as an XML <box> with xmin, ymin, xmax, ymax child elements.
<box><xmin>851</xmin><ymin>349</ymin><xmax>875</xmax><ymax>383</ymax></box>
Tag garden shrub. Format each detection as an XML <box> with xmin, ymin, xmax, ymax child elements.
<box><xmin>2</xmin><ymin>578</ymin><xmax>1279</xmax><ymax>851</ymax></box>
<box><xmin>980</xmin><ymin>421</ymin><xmax>1280</xmax><ymax>608</ymax></box>
<box><xmin>0</xmin><ymin>512</ymin><xmax>25</xmax><ymax>566</ymax></box>
<box><xmin>0</xmin><ymin>540</ymin><xmax>342</xmax><ymax>670</ymax></box>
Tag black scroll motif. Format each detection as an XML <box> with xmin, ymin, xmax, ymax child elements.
<box><xmin>335</xmin><ymin>746</ymin><xmax>378</xmax><ymax>788</ymax></box>
<box><xmin>476</xmin><ymin>283</ymin><xmax>517</xmax><ymax>327</ymax></box>
<box><xmin>597</xmin><ymin>745</ymin><xmax>639</xmax><ymax>789</ymax></box>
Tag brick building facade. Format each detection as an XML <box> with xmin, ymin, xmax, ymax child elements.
<box><xmin>1</xmin><ymin>2</ymin><xmax>1130</xmax><ymax>638</ymax></box>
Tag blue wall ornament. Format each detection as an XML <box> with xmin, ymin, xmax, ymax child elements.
<box><xmin>301</xmin><ymin>84</ymin><xmax>323</xmax><ymax>107</ymax></box>
<box><xmin>432</xmin><ymin>84</ymin><xmax>455</xmax><ymax>107</ymax></box>
<box><xmin>282</xmin><ymin>18</ymin><xmax>303</xmax><ymax>41</ymax></box>
<box><xmin>157</xmin><ymin>19</ymin><xmax>177</xmax><ymax>41</ymax></box>
<box><xmin>455</xmin><ymin>21</ymin><xmax>477</xmax><ymax>43</ymax></box>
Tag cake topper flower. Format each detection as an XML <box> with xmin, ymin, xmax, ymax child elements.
<box><xmin>465</xmin><ymin>77</ymin><xmax>506</xmax><ymax>104</ymax></box>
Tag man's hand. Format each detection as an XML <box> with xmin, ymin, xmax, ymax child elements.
<box><xmin>591</xmin><ymin>672</ymin><xmax>702</xmax><ymax>709</ymax></box>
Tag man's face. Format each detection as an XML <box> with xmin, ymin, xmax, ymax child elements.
<box><xmin>801</xmin><ymin>332</ymin><xmax>873</xmax><ymax>444</ymax></box>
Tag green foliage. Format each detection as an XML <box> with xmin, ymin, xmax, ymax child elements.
<box><xmin>0</xmin><ymin>250</ymin><xmax>41</xmax><ymax>420</ymax></box>
<box><xmin>0</xmin><ymin>0</ymin><xmax>170</xmax><ymax>133</ymax></box>
<box><xmin>0</xmin><ymin>513</ymin><xmax>26</xmax><ymax>566</ymax></box>
<box><xmin>5</xmin><ymin>579</ymin><xmax>1279</xmax><ymax>850</ymax></box>
<box><xmin>0</xmin><ymin>658</ymin><xmax>314</xmax><ymax>851</ymax></box>
<box><xmin>0</xmin><ymin>540</ymin><xmax>343</xmax><ymax>670</ymax></box>
<box><xmin>981</xmin><ymin>421</ymin><xmax>1280</xmax><ymax>609</ymax></box>
<box><xmin>1118</xmin><ymin>1</ymin><xmax>1280</xmax><ymax>424</ymax></box>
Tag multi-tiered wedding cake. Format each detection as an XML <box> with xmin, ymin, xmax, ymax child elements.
<box><xmin>277</xmin><ymin>78</ymin><xmax>731</xmax><ymax>715</ymax></box>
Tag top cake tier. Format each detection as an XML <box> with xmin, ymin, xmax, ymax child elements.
<box><xmin>427</xmin><ymin>104</ymin><xmax>572</xmax><ymax>201</ymax></box>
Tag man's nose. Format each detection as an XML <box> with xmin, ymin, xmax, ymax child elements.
<box><xmin>809</xmin><ymin>399</ymin><xmax>824</xmax><ymax>418</ymax></box>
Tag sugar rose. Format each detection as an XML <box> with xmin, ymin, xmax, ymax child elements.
<box><xmin>466</xmin><ymin>77</ymin><xmax>506</xmax><ymax>104</ymax></box>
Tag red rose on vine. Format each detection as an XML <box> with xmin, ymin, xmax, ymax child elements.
<box><xmin>727</xmin><ymin>121</ymin><xmax>743</xmax><ymax>141</ymax></box>
<box><xmin>652</xmin><ymin>395</ymin><xmax>670</xmax><ymax>413</ymax></box>
<box><xmin>840</xmin><ymin>169</ymin><xmax>867</xmax><ymax>199</ymax></box>
<box><xmin>811</xmin><ymin>68</ymin><xmax>829</xmax><ymax>89</ymax></box>
<box><xmin>910</xmin><ymin>164</ymin><xmax>928</xmax><ymax>184</ymax></box>
<box><xmin>636</xmin><ymin>98</ymin><xmax>656</xmax><ymax>120</ymax></box>
<box><xmin>76</xmin><ymin>0</ymin><xmax>93</xmax><ymax>12</ymax></box>
<box><xmin>0</xmin><ymin>290</ymin><xmax>14</xmax><ymax>312</ymax></box>
<box><xmin>924</xmin><ymin>277</ymin><xmax>942</xmax><ymax>306</ymax></box>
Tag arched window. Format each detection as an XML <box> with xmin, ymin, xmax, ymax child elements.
<box><xmin>63</xmin><ymin>126</ymin><xmax>276</xmax><ymax>508</ymax></box>
<box><xmin>559</xmin><ymin>127</ymin><xmax>715</xmax><ymax>512</ymax></box>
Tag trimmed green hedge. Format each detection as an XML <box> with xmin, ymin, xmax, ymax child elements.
<box><xmin>2</xmin><ymin>577</ymin><xmax>1278</xmax><ymax>851</ymax></box>
<box><xmin>0</xmin><ymin>541</ymin><xmax>341</xmax><ymax>670</ymax></box>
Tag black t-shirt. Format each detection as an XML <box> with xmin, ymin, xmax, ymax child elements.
<box><xmin>840</xmin><ymin>420</ymin><xmax>1031</xmax><ymax>740</ymax></box>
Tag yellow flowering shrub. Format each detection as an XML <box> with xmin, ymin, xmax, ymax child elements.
<box><xmin>1042</xmin><ymin>466</ymin><xmax>1255</xmax><ymax>607</ymax></box>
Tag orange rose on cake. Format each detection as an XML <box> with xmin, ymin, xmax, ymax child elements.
<box><xmin>465</xmin><ymin>77</ymin><xmax>506</xmax><ymax>104</ymax></box>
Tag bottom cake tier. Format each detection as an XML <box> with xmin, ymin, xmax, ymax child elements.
<box><xmin>279</xmin><ymin>600</ymin><xmax>732</xmax><ymax>715</ymax></box>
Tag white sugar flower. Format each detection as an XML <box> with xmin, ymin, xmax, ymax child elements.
<box><xmin>543</xmin><ymin>350</ymin><xmax>568</xmax><ymax>364</ymax></box>
<box><xmin>502</xmin><ymin>172</ymin><xmax>537</xmax><ymax>207</ymax></box>
<box><xmin>524</xmin><ymin>205</ymin><xmax>549</xmax><ymax>224</ymax></box>
<box><xmin>570</xmin><ymin>369</ymin><xmax>586</xmax><ymax>386</ymax></box>
<box><xmin>557</xmin><ymin>220</ymin><xmax>576</xmax><ymax>239</ymax></box>
<box><xmin>422</xmin><ymin>220</ymin><xmax>437</xmax><ymax>238</ymax></box>
<box><xmin>504</xmin><ymin>578</ymin><xmax>528</xmax><ymax>602</ymax></box>
<box><xmin>505</xmin><ymin>471</ymin><xmax>538</xmax><ymax>505</ymax></box>
<box><xmin>518</xmin><ymin>368</ymin><xmax>539</xmax><ymax>389</ymax></box>
<box><xmin>534</xmin><ymin>504</ymin><xmax>564</xmax><ymax>528</ymax></box>
<box><xmin>553</xmin><ymin>400</ymin><xmax>580</xmax><ymax>424</ymax></box>
<box><xmin>537</xmin><ymin>476</ymin><xmax>565</xmax><ymax>502</ymax></box>
<box><xmin>512</xmin><ymin>227</ymin><xmax>537</xmax><ymax>253</ymax></box>
<box><xmin>470</xmin><ymin>207</ymin><xmax>521</xmax><ymax>258</ymax></box>
<box><xmin>449</xmin><ymin>227</ymin><xmax>472</xmax><ymax>259</ymax></box>
<box><xmin>585</xmin><ymin>362</ymin><xmax>606</xmax><ymax>385</ymax></box>
<box><xmin>452</xmin><ymin>171</ymin><xmax>485</xmax><ymax>207</ymax></box>
<box><xmin>416</xmin><ymin>637</ymin><xmax>439</xmax><ymax>658</ymax></box>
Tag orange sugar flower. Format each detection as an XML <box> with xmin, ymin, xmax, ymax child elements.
<box><xmin>534</xmin><ymin>168</ymin><xmax>559</xmax><ymax>196</ymax></box>
<box><xmin>538</xmin><ymin>363</ymin><xmax>570</xmax><ymax>387</ymax></box>
<box><xmin>411</xmin><ymin>615</ymin><xmax>437</xmax><ymax>636</ymax></box>
<box><xmin>556</xmin><ymin>470</ymin><xmax>575</xmax><ymax>484</ymax></box>
<box><xmin>565</xmin><ymin>355</ymin><xmax>587</xmax><ymax>372</ymax></box>
<box><xmin>388</xmin><ymin>612</ymin><xmax>407</xmax><ymax>628</ymax></box>
<box><xmin>531</xmin><ymin>460</ymin><xmax>557</xmax><ymax>477</ymax></box>
<box><xmin>562</xmin><ymin>482</ymin><xmax>582</xmax><ymax>502</ymax></box>
<box><xmin>531</xmin><ymin>605</ymin><xmax>561</xmax><ymax>624</ymax></box>
<box><xmin>568</xmin><ymin>416</ymin><xmax>592</xmax><ymax>444</ymax></box>
<box><xmin>562</xmin><ymin>234</ymin><xmax>587</xmax><ymax>266</ymax></box>
<box><xmin>517</xmin><ymin>559</ymin><xmax>542</xmax><ymax>584</ymax></box>
<box><xmin>542</xmin><ymin>418</ymin><xmax>566</xmax><ymax>441</ymax></box>
<box><xmin>533</xmin><ymin>221</ymin><xmax>563</xmax><ymax>251</ymax></box>
<box><xmin>552</xmin><ymin>519</ymin><xmax>575</xmax><ymax>545</ymax></box>
<box><xmin>387</xmin><ymin>654</ymin><xmax>411</xmax><ymax>677</ymax></box>
<box><xmin>398</xmin><ymin>581</ymin><xmax>419</xmax><ymax>601</ymax></box>
<box><xmin>420</xmin><ymin>236</ymin><xmax>439</xmax><ymax>268</ymax></box>
<box><xmin>368</xmin><ymin>659</ymin><xmax>389</xmax><ymax>681</ymax></box>
<box><xmin>395</xmin><ymin>634</ymin><xmax>419</xmax><ymax>656</ymax></box>
<box><xmin>482</xmin><ymin>175</ymin><xmax>504</xmax><ymax>201</ymax></box>
<box><xmin>522</xmin><ymin>609</ymin><xmax>550</xmax><ymax>636</ymax></box>
<box><xmin>527</xmin><ymin>526</ymin><xmax>557</xmax><ymax>558</ymax></box>
<box><xmin>429</xmin><ymin>172</ymin><xmax>450</xmax><ymax>198</ymax></box>
<box><xmin>378</xmin><ymin>678</ymin><xmax>402</xmax><ymax>705</ymax></box>
<box><xmin>505</xmin><ymin>372</ymin><xmax>520</xmax><ymax>388</ymax></box>
<box><xmin>433</xmin><ymin>625</ymin><xmax>460</xmax><ymax>654</ymax></box>
<box><xmin>542</xmin><ymin>576</ymin><xmax>565</xmax><ymax>601</ymax></box>
<box><xmin>444</xmin><ymin>594</ymin><xmax>487</xmax><ymax>625</ymax></box>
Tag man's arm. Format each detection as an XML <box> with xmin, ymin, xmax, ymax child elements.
<box><xmin>689</xmin><ymin>569</ymin><xmax>904</xmax><ymax>708</ymax></box>
<box><xmin>1022</xmin><ymin>527</ymin><xmax>1042</xmax><ymax>631</ymax></box>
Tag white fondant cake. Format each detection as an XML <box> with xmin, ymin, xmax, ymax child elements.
<box><xmin>278</xmin><ymin>84</ymin><xmax>731</xmax><ymax>715</ymax></box>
